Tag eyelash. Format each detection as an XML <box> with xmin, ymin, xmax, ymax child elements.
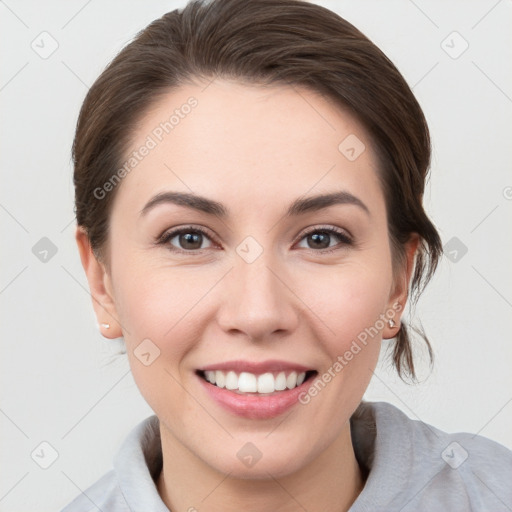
<box><xmin>156</xmin><ymin>225</ymin><xmax>353</xmax><ymax>255</ymax></box>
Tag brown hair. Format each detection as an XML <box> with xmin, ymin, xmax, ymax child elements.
<box><xmin>73</xmin><ymin>0</ymin><xmax>442</xmax><ymax>380</ymax></box>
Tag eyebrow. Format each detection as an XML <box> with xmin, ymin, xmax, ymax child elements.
<box><xmin>139</xmin><ymin>190</ymin><xmax>370</xmax><ymax>218</ymax></box>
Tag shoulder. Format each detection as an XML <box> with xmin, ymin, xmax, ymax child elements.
<box><xmin>60</xmin><ymin>415</ymin><xmax>165</xmax><ymax>512</ymax></box>
<box><xmin>350</xmin><ymin>401</ymin><xmax>512</xmax><ymax>511</ymax></box>
<box><xmin>60</xmin><ymin>469</ymin><xmax>129</xmax><ymax>512</ymax></box>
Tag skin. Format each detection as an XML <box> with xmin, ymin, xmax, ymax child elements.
<box><xmin>77</xmin><ymin>79</ymin><xmax>418</xmax><ymax>512</ymax></box>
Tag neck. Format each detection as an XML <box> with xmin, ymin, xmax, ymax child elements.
<box><xmin>156</xmin><ymin>422</ymin><xmax>365</xmax><ymax>512</ymax></box>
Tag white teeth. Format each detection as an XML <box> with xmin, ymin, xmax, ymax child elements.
<box><xmin>275</xmin><ymin>372</ymin><xmax>287</xmax><ymax>390</ymax></box>
<box><xmin>215</xmin><ymin>370</ymin><xmax>226</xmax><ymax>388</ymax></box>
<box><xmin>257</xmin><ymin>373</ymin><xmax>275</xmax><ymax>393</ymax></box>
<box><xmin>225</xmin><ymin>371</ymin><xmax>238</xmax><ymax>390</ymax></box>
<box><xmin>202</xmin><ymin>369</ymin><xmax>310</xmax><ymax>393</ymax></box>
<box><xmin>238</xmin><ymin>372</ymin><xmax>257</xmax><ymax>392</ymax></box>
<box><xmin>286</xmin><ymin>371</ymin><xmax>298</xmax><ymax>389</ymax></box>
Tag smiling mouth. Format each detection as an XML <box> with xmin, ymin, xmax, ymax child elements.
<box><xmin>196</xmin><ymin>369</ymin><xmax>318</xmax><ymax>395</ymax></box>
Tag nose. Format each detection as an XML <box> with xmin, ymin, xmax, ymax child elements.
<box><xmin>216</xmin><ymin>252</ymin><xmax>299</xmax><ymax>342</ymax></box>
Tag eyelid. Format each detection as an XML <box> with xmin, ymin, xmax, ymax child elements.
<box><xmin>295</xmin><ymin>224</ymin><xmax>353</xmax><ymax>246</ymax></box>
<box><xmin>157</xmin><ymin>223</ymin><xmax>354</xmax><ymax>254</ymax></box>
<box><xmin>156</xmin><ymin>225</ymin><xmax>219</xmax><ymax>251</ymax></box>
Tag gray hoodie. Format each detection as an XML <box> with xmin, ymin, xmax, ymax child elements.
<box><xmin>60</xmin><ymin>401</ymin><xmax>512</xmax><ymax>511</ymax></box>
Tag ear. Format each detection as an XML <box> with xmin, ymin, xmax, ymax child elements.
<box><xmin>75</xmin><ymin>226</ymin><xmax>123</xmax><ymax>339</ymax></box>
<box><xmin>383</xmin><ymin>234</ymin><xmax>419</xmax><ymax>339</ymax></box>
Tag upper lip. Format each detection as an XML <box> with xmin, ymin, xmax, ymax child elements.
<box><xmin>198</xmin><ymin>359</ymin><xmax>314</xmax><ymax>374</ymax></box>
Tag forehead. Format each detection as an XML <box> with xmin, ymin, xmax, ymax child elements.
<box><xmin>113</xmin><ymin>79</ymin><xmax>384</xmax><ymax>217</ymax></box>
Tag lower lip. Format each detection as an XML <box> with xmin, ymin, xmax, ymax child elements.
<box><xmin>197</xmin><ymin>374</ymin><xmax>313</xmax><ymax>419</ymax></box>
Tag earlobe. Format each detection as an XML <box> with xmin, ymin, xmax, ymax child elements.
<box><xmin>75</xmin><ymin>226</ymin><xmax>122</xmax><ymax>339</ymax></box>
<box><xmin>384</xmin><ymin>234</ymin><xmax>420</xmax><ymax>339</ymax></box>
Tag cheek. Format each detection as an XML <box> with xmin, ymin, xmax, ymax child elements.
<box><xmin>115</xmin><ymin>266</ymin><xmax>210</xmax><ymax>417</ymax></box>
<box><xmin>111</xmin><ymin>257</ymin><xmax>232</xmax><ymax>397</ymax></box>
<box><xmin>281</xmin><ymin>260</ymin><xmax>391</xmax><ymax>453</ymax></box>
<box><xmin>296</xmin><ymin>257</ymin><xmax>393</xmax><ymax>360</ymax></box>
<box><xmin>114</xmin><ymin>257</ymin><xmax>213</xmax><ymax>344</ymax></box>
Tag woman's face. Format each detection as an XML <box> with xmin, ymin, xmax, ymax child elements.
<box><xmin>81</xmin><ymin>80</ymin><xmax>411</xmax><ymax>478</ymax></box>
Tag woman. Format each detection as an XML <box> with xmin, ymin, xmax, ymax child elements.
<box><xmin>62</xmin><ymin>0</ymin><xmax>512</xmax><ymax>510</ymax></box>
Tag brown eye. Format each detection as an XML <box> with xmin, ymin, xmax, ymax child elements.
<box><xmin>177</xmin><ymin>232</ymin><xmax>204</xmax><ymax>250</ymax></box>
<box><xmin>306</xmin><ymin>232</ymin><xmax>331</xmax><ymax>249</ymax></box>
<box><xmin>159</xmin><ymin>227</ymin><xmax>214</xmax><ymax>252</ymax></box>
<box><xmin>297</xmin><ymin>227</ymin><xmax>353</xmax><ymax>252</ymax></box>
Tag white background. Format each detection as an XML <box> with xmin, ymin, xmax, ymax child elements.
<box><xmin>1</xmin><ymin>1</ymin><xmax>511</xmax><ymax>511</ymax></box>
